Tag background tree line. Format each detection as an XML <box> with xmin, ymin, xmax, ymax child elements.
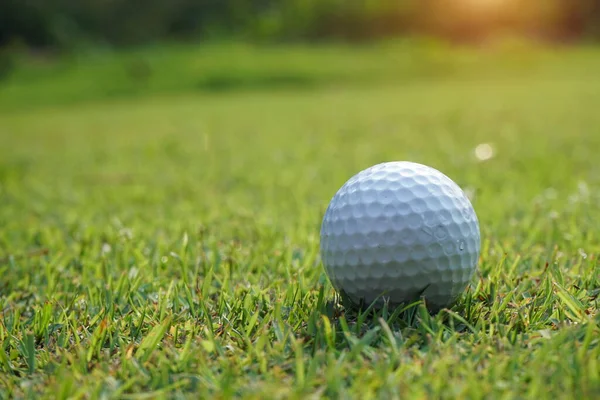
<box><xmin>2</xmin><ymin>0</ymin><xmax>600</xmax><ymax>49</ymax></box>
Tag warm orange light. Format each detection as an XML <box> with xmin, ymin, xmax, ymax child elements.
<box><xmin>460</xmin><ymin>0</ymin><xmax>512</xmax><ymax>13</ymax></box>
<box><xmin>420</xmin><ymin>0</ymin><xmax>578</xmax><ymax>42</ymax></box>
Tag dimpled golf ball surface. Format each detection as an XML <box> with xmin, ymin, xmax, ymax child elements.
<box><xmin>320</xmin><ymin>162</ymin><xmax>480</xmax><ymax>310</ymax></box>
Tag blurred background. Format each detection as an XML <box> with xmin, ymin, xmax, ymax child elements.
<box><xmin>3</xmin><ymin>0</ymin><xmax>600</xmax><ymax>48</ymax></box>
<box><xmin>1</xmin><ymin>0</ymin><xmax>600</xmax><ymax>111</ymax></box>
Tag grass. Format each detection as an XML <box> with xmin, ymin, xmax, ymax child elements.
<box><xmin>0</xmin><ymin>41</ymin><xmax>599</xmax><ymax>398</ymax></box>
<box><xmin>2</xmin><ymin>38</ymin><xmax>600</xmax><ymax>110</ymax></box>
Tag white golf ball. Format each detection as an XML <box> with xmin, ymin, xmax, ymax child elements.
<box><xmin>320</xmin><ymin>161</ymin><xmax>480</xmax><ymax>310</ymax></box>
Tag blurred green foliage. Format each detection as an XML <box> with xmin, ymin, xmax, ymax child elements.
<box><xmin>2</xmin><ymin>0</ymin><xmax>600</xmax><ymax>50</ymax></box>
<box><xmin>2</xmin><ymin>40</ymin><xmax>600</xmax><ymax>111</ymax></box>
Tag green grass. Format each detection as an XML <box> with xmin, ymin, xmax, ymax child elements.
<box><xmin>1</xmin><ymin>42</ymin><xmax>599</xmax><ymax>398</ymax></box>
<box><xmin>2</xmin><ymin>38</ymin><xmax>600</xmax><ymax>110</ymax></box>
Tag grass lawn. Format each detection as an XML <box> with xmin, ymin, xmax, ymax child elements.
<box><xmin>0</xmin><ymin>41</ymin><xmax>599</xmax><ymax>398</ymax></box>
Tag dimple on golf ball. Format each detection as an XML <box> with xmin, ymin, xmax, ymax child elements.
<box><xmin>320</xmin><ymin>161</ymin><xmax>481</xmax><ymax>311</ymax></box>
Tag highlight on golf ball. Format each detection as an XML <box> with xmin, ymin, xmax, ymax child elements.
<box><xmin>320</xmin><ymin>161</ymin><xmax>481</xmax><ymax>311</ymax></box>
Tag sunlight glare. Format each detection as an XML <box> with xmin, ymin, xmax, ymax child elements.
<box><xmin>461</xmin><ymin>0</ymin><xmax>510</xmax><ymax>12</ymax></box>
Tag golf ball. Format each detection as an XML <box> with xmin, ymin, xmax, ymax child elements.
<box><xmin>320</xmin><ymin>161</ymin><xmax>480</xmax><ymax>311</ymax></box>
